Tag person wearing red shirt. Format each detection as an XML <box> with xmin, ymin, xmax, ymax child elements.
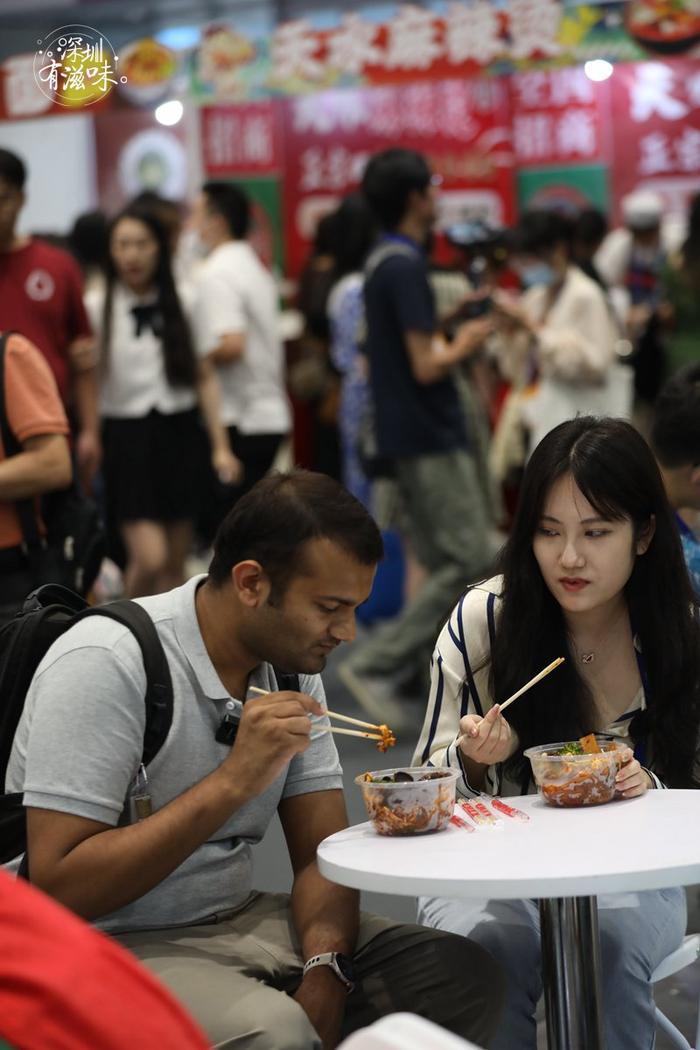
<box><xmin>0</xmin><ymin>149</ymin><xmax>100</xmax><ymax>490</ymax></box>
<box><xmin>0</xmin><ymin>869</ymin><xmax>209</xmax><ymax>1050</ymax></box>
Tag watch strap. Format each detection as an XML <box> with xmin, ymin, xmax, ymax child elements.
<box><xmin>303</xmin><ymin>952</ymin><xmax>354</xmax><ymax>991</ymax></box>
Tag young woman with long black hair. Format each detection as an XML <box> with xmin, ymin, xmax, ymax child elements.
<box><xmin>86</xmin><ymin>205</ymin><xmax>239</xmax><ymax>597</ymax></box>
<box><xmin>414</xmin><ymin>415</ymin><xmax>700</xmax><ymax>1050</ymax></box>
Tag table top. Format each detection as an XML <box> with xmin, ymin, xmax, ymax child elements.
<box><xmin>318</xmin><ymin>790</ymin><xmax>700</xmax><ymax>899</ymax></box>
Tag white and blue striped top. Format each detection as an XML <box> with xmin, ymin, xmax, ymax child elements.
<box><xmin>411</xmin><ymin>576</ymin><xmax>666</xmax><ymax>797</ymax></box>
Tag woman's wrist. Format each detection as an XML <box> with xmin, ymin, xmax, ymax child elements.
<box><xmin>643</xmin><ymin>767</ymin><xmax>656</xmax><ymax>790</ymax></box>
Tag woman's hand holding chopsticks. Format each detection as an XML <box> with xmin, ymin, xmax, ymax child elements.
<box><xmin>458</xmin><ymin>705</ymin><xmax>516</xmax><ymax>766</ymax></box>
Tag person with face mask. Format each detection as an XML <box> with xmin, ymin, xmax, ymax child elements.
<box><xmin>488</xmin><ymin>210</ymin><xmax>629</xmax><ymax>468</ymax></box>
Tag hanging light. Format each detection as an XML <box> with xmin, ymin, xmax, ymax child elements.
<box><xmin>155</xmin><ymin>99</ymin><xmax>184</xmax><ymax>126</ymax></box>
<box><xmin>584</xmin><ymin>59</ymin><xmax>613</xmax><ymax>82</ymax></box>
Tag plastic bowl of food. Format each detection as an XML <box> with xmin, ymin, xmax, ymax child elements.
<box><xmin>524</xmin><ymin>736</ymin><xmax>628</xmax><ymax>808</ymax></box>
<box><xmin>355</xmin><ymin>767</ymin><xmax>459</xmax><ymax>835</ymax></box>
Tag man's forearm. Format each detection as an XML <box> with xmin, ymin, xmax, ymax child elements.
<box><xmin>31</xmin><ymin>766</ymin><xmax>248</xmax><ymax>920</ymax></box>
<box><xmin>196</xmin><ymin>366</ymin><xmax>230</xmax><ymax>453</ymax></box>
<box><xmin>0</xmin><ymin>441</ymin><xmax>71</xmax><ymax>499</ymax></box>
<box><xmin>72</xmin><ymin>367</ymin><xmax>100</xmax><ymax>436</ymax></box>
<box><xmin>291</xmin><ymin>862</ymin><xmax>359</xmax><ymax>960</ymax></box>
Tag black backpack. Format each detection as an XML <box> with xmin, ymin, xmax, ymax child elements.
<box><xmin>0</xmin><ymin>331</ymin><xmax>106</xmax><ymax>597</ymax></box>
<box><xmin>0</xmin><ymin>584</ymin><xmax>173</xmax><ymax>865</ymax></box>
<box><xmin>0</xmin><ymin>584</ymin><xmax>302</xmax><ymax>867</ymax></box>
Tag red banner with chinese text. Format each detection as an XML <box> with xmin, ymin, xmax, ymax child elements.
<box><xmin>280</xmin><ymin>78</ymin><xmax>515</xmax><ymax>276</ymax></box>
<box><xmin>200</xmin><ymin>101</ymin><xmax>283</xmax><ymax>176</ymax></box>
<box><xmin>510</xmin><ymin>67</ymin><xmax>610</xmax><ymax>169</ymax></box>
<box><xmin>609</xmin><ymin>60</ymin><xmax>700</xmax><ymax>222</ymax></box>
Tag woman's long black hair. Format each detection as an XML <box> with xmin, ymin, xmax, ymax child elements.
<box><xmin>102</xmin><ymin>204</ymin><xmax>197</xmax><ymax>388</ymax></box>
<box><xmin>491</xmin><ymin>416</ymin><xmax>700</xmax><ymax>788</ymax></box>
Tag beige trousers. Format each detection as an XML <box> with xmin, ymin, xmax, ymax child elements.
<box><xmin>116</xmin><ymin>891</ymin><xmax>502</xmax><ymax>1050</ymax></box>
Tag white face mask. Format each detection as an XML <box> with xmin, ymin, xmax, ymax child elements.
<box><xmin>519</xmin><ymin>262</ymin><xmax>557</xmax><ymax>289</ymax></box>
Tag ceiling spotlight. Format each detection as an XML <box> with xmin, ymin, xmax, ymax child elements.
<box><xmin>584</xmin><ymin>59</ymin><xmax>613</xmax><ymax>82</ymax></box>
<box><xmin>155</xmin><ymin>100</ymin><xmax>184</xmax><ymax>126</ymax></box>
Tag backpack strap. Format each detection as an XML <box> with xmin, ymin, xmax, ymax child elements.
<box><xmin>272</xmin><ymin>668</ymin><xmax>301</xmax><ymax>694</ymax></box>
<box><xmin>363</xmin><ymin>239</ymin><xmax>418</xmax><ymax>282</ymax></box>
<box><xmin>79</xmin><ymin>600</ymin><xmax>174</xmax><ymax>767</ymax></box>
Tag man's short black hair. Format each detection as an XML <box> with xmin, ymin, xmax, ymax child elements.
<box><xmin>361</xmin><ymin>148</ymin><xmax>432</xmax><ymax>231</ymax></box>
<box><xmin>0</xmin><ymin>149</ymin><xmax>26</xmax><ymax>191</ymax></box>
<box><xmin>651</xmin><ymin>364</ymin><xmax>700</xmax><ymax>469</ymax></box>
<box><xmin>208</xmin><ymin>470</ymin><xmax>383</xmax><ymax>597</ymax></box>
<box><xmin>202</xmin><ymin>181</ymin><xmax>250</xmax><ymax>239</ymax></box>
<box><xmin>514</xmin><ymin>209</ymin><xmax>574</xmax><ymax>256</ymax></box>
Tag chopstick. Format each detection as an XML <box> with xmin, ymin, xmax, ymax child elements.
<box><xmin>455</xmin><ymin>656</ymin><xmax>565</xmax><ymax>747</ymax></box>
<box><xmin>247</xmin><ymin>686</ymin><xmax>383</xmax><ymax>731</ymax></box>
<box><xmin>316</xmin><ymin>726</ymin><xmax>383</xmax><ymax>741</ymax></box>
<box><xmin>499</xmin><ymin>657</ymin><xmax>565</xmax><ymax>712</ymax></box>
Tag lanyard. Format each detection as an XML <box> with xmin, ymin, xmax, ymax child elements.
<box><xmin>632</xmin><ymin>643</ymin><xmax>650</xmax><ymax>766</ymax></box>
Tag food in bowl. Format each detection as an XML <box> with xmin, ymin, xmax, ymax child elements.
<box><xmin>355</xmin><ymin>767</ymin><xmax>459</xmax><ymax>835</ymax></box>
<box><xmin>524</xmin><ymin>736</ymin><xmax>627</xmax><ymax>807</ymax></box>
<box><xmin>624</xmin><ymin>0</ymin><xmax>700</xmax><ymax>54</ymax></box>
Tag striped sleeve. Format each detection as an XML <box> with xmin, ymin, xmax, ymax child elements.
<box><xmin>412</xmin><ymin>583</ymin><xmax>500</xmax><ymax>799</ymax></box>
<box><xmin>644</xmin><ymin>768</ymin><xmax>667</xmax><ymax>790</ymax></box>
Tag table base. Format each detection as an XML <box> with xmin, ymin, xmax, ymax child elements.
<box><xmin>539</xmin><ymin>895</ymin><xmax>604</xmax><ymax>1050</ymax></box>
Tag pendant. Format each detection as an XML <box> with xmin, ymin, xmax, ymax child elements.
<box><xmin>581</xmin><ymin>652</ymin><xmax>595</xmax><ymax>664</ymax></box>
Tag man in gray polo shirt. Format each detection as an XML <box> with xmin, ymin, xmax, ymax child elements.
<box><xmin>7</xmin><ymin>471</ymin><xmax>502</xmax><ymax>1050</ymax></box>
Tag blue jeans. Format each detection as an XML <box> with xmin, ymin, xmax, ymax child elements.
<box><xmin>418</xmin><ymin>886</ymin><xmax>687</xmax><ymax>1050</ymax></box>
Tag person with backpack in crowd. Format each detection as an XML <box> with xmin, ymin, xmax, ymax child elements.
<box><xmin>0</xmin><ymin>331</ymin><xmax>72</xmax><ymax>624</ymax></box>
<box><xmin>0</xmin><ymin>149</ymin><xmax>100</xmax><ymax>493</ymax></box>
<box><xmin>85</xmin><ymin>203</ymin><xmax>239</xmax><ymax>598</ymax></box>
<box><xmin>326</xmin><ymin>192</ymin><xmax>377</xmax><ymax>507</ymax></box>
<box><xmin>5</xmin><ymin>471</ymin><xmax>503</xmax><ymax>1050</ymax></box>
<box><xmin>338</xmin><ymin>148</ymin><xmax>495</xmax><ymax>730</ymax></box>
<box><xmin>651</xmin><ymin>363</ymin><xmax>700</xmax><ymax>597</ymax></box>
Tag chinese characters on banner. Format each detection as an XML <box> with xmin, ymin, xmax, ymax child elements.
<box><xmin>610</xmin><ymin>60</ymin><xmax>700</xmax><ymax>219</ymax></box>
<box><xmin>200</xmin><ymin>102</ymin><xmax>282</xmax><ymax>175</ymax></box>
<box><xmin>280</xmin><ymin>79</ymin><xmax>515</xmax><ymax>275</ymax></box>
<box><xmin>267</xmin><ymin>1</ymin><xmax>564</xmax><ymax>91</ymax></box>
<box><xmin>510</xmin><ymin>68</ymin><xmax>608</xmax><ymax>167</ymax></box>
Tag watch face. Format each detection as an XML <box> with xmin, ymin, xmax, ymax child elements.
<box><xmin>335</xmin><ymin>953</ymin><xmax>355</xmax><ymax>982</ymax></box>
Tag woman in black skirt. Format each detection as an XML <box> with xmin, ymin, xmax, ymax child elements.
<box><xmin>86</xmin><ymin>204</ymin><xmax>239</xmax><ymax>596</ymax></box>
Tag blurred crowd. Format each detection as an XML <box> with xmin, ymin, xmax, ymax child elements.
<box><xmin>0</xmin><ymin>143</ymin><xmax>698</xmax><ymax>623</ymax></box>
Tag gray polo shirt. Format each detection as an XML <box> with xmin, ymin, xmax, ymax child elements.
<box><xmin>6</xmin><ymin>575</ymin><xmax>343</xmax><ymax>933</ymax></box>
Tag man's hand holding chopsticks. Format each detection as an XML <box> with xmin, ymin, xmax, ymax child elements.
<box><xmin>227</xmin><ymin>691</ymin><xmax>324</xmax><ymax>796</ymax></box>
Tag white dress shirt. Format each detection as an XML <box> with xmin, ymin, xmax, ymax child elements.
<box><xmin>191</xmin><ymin>240</ymin><xmax>291</xmax><ymax>435</ymax></box>
<box><xmin>85</xmin><ymin>283</ymin><xmax>197</xmax><ymax>418</ymax></box>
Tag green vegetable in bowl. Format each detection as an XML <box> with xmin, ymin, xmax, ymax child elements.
<box><xmin>558</xmin><ymin>742</ymin><xmax>584</xmax><ymax>755</ymax></box>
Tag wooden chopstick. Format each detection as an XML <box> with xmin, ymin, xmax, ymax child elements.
<box><xmin>247</xmin><ymin>686</ymin><xmax>382</xmax><ymax>732</ymax></box>
<box><xmin>455</xmin><ymin>657</ymin><xmax>565</xmax><ymax>747</ymax></box>
<box><xmin>499</xmin><ymin>657</ymin><xmax>565</xmax><ymax>712</ymax></box>
<box><xmin>317</xmin><ymin>726</ymin><xmax>383</xmax><ymax>741</ymax></box>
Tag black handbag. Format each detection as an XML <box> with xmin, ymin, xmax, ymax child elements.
<box><xmin>0</xmin><ymin>332</ymin><xmax>106</xmax><ymax>597</ymax></box>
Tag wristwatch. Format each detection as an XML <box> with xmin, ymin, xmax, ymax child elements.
<box><xmin>302</xmin><ymin>951</ymin><xmax>355</xmax><ymax>992</ymax></box>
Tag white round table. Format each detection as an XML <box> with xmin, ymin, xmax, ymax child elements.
<box><xmin>318</xmin><ymin>790</ymin><xmax>700</xmax><ymax>1050</ymax></box>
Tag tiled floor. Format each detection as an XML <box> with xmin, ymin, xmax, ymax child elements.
<box><xmin>252</xmin><ymin>643</ymin><xmax>700</xmax><ymax>1049</ymax></box>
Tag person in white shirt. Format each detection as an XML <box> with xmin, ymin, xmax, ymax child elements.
<box><xmin>489</xmin><ymin>210</ymin><xmax>630</xmax><ymax>479</ymax></box>
<box><xmin>191</xmin><ymin>182</ymin><xmax>291</xmax><ymax>539</ymax></box>
<box><xmin>86</xmin><ymin>204</ymin><xmax>239</xmax><ymax>598</ymax></box>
